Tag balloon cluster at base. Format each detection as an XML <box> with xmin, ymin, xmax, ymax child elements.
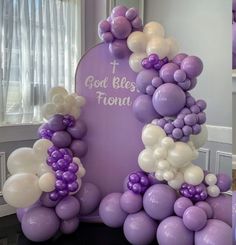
<box><xmin>2</xmin><ymin>87</ymin><xmax>102</xmax><ymax>242</ymax></box>
<box><xmin>233</xmin><ymin>0</ymin><xmax>236</xmax><ymax>68</ymax></box>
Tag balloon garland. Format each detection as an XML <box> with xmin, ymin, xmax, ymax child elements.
<box><xmin>2</xmin><ymin>88</ymin><xmax>102</xmax><ymax>241</ymax></box>
<box><xmin>98</xmin><ymin>5</ymin><xmax>232</xmax><ymax>245</ymax></box>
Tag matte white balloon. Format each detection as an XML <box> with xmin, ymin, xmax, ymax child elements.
<box><xmin>33</xmin><ymin>139</ymin><xmax>53</xmax><ymax>162</ymax></box>
<box><xmin>155</xmin><ymin>170</ymin><xmax>165</xmax><ymax>181</ymax></box>
<box><xmin>161</xmin><ymin>137</ymin><xmax>175</xmax><ymax>149</ymax></box>
<box><xmin>73</xmin><ymin>94</ymin><xmax>86</xmax><ymax>107</ymax></box>
<box><xmin>205</xmin><ymin>174</ymin><xmax>217</xmax><ymax>186</ymax></box>
<box><xmin>153</xmin><ymin>147</ymin><xmax>167</xmax><ymax>160</ymax></box>
<box><xmin>146</xmin><ymin>37</ymin><xmax>170</xmax><ymax>59</ymax></box>
<box><xmin>142</xmin><ymin>124</ymin><xmax>166</xmax><ymax>147</ymax></box>
<box><xmin>190</xmin><ymin>124</ymin><xmax>208</xmax><ymax>149</ymax></box>
<box><xmin>129</xmin><ymin>53</ymin><xmax>146</xmax><ymax>72</ymax></box>
<box><xmin>49</xmin><ymin>86</ymin><xmax>68</xmax><ymax>100</ymax></box>
<box><xmin>143</xmin><ymin>21</ymin><xmax>165</xmax><ymax>39</ymax></box>
<box><xmin>7</xmin><ymin>147</ymin><xmax>40</xmax><ymax>175</ymax></box>
<box><xmin>127</xmin><ymin>31</ymin><xmax>147</xmax><ymax>53</ymax></box>
<box><xmin>207</xmin><ymin>185</ymin><xmax>220</xmax><ymax>197</ymax></box>
<box><xmin>55</xmin><ymin>104</ymin><xmax>66</xmax><ymax>114</ymax></box>
<box><xmin>70</xmin><ymin>107</ymin><xmax>81</xmax><ymax>119</ymax></box>
<box><xmin>3</xmin><ymin>173</ymin><xmax>42</xmax><ymax>208</ymax></box>
<box><xmin>38</xmin><ymin>172</ymin><xmax>56</xmax><ymax>192</ymax></box>
<box><xmin>157</xmin><ymin>160</ymin><xmax>170</xmax><ymax>170</ymax></box>
<box><xmin>166</xmin><ymin>37</ymin><xmax>179</xmax><ymax>60</ymax></box>
<box><xmin>64</xmin><ymin>94</ymin><xmax>77</xmax><ymax>106</ymax></box>
<box><xmin>41</xmin><ymin>103</ymin><xmax>57</xmax><ymax>120</ymax></box>
<box><xmin>168</xmin><ymin>172</ymin><xmax>184</xmax><ymax>190</ymax></box>
<box><xmin>184</xmin><ymin>165</ymin><xmax>204</xmax><ymax>186</ymax></box>
<box><xmin>163</xmin><ymin>171</ymin><xmax>175</xmax><ymax>181</ymax></box>
<box><xmin>37</xmin><ymin>162</ymin><xmax>53</xmax><ymax>176</ymax></box>
<box><xmin>52</xmin><ymin>93</ymin><xmax>65</xmax><ymax>105</ymax></box>
<box><xmin>138</xmin><ymin>149</ymin><xmax>156</xmax><ymax>172</ymax></box>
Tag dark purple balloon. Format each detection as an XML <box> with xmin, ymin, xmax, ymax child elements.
<box><xmin>48</xmin><ymin>114</ymin><xmax>67</xmax><ymax>131</ymax></box>
<box><xmin>70</xmin><ymin>139</ymin><xmax>88</xmax><ymax>158</ymax></box>
<box><xmin>67</xmin><ymin>119</ymin><xmax>87</xmax><ymax>139</ymax></box>
<box><xmin>60</xmin><ymin>217</ymin><xmax>80</xmax><ymax>234</ymax></box>
<box><xmin>133</xmin><ymin>94</ymin><xmax>161</xmax><ymax>123</ymax></box>
<box><xmin>51</xmin><ymin>131</ymin><xmax>72</xmax><ymax>148</ymax></box>
<box><xmin>109</xmin><ymin>39</ymin><xmax>131</xmax><ymax>59</ymax></box>
<box><xmin>40</xmin><ymin>192</ymin><xmax>59</xmax><ymax>208</ymax></box>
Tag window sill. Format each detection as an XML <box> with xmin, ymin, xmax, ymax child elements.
<box><xmin>0</xmin><ymin>123</ymin><xmax>41</xmax><ymax>143</ymax></box>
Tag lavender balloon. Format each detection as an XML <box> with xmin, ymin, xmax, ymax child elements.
<box><xmin>111</xmin><ymin>5</ymin><xmax>128</xmax><ymax>19</ymax></box>
<box><xmin>181</xmin><ymin>56</ymin><xmax>203</xmax><ymax>79</ymax></box>
<box><xmin>48</xmin><ymin>114</ymin><xmax>66</xmax><ymax>131</ymax></box>
<box><xmin>51</xmin><ymin>131</ymin><xmax>72</xmax><ymax>148</ymax></box>
<box><xmin>16</xmin><ymin>200</ymin><xmax>41</xmax><ymax>222</ymax></box>
<box><xmin>67</xmin><ymin>119</ymin><xmax>87</xmax><ymax>139</ymax></box>
<box><xmin>40</xmin><ymin>192</ymin><xmax>59</xmax><ymax>208</ymax></box>
<box><xmin>195</xmin><ymin>201</ymin><xmax>213</xmax><ymax>219</ymax></box>
<box><xmin>216</xmin><ymin>173</ymin><xmax>231</xmax><ymax>192</ymax></box>
<box><xmin>109</xmin><ymin>39</ymin><xmax>131</xmax><ymax>59</ymax></box>
<box><xmin>70</xmin><ymin>139</ymin><xmax>88</xmax><ymax>158</ymax></box>
<box><xmin>174</xmin><ymin>197</ymin><xmax>193</xmax><ymax>217</ymax></box>
<box><xmin>60</xmin><ymin>217</ymin><xmax>80</xmax><ymax>234</ymax></box>
<box><xmin>159</xmin><ymin>63</ymin><xmax>179</xmax><ymax>83</ymax></box>
<box><xmin>111</xmin><ymin>16</ymin><xmax>132</xmax><ymax>39</ymax></box>
<box><xmin>120</xmin><ymin>190</ymin><xmax>143</xmax><ymax>214</ymax></box>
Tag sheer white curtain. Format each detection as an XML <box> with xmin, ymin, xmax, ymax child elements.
<box><xmin>0</xmin><ymin>0</ymin><xmax>81</xmax><ymax>124</ymax></box>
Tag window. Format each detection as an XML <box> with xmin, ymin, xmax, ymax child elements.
<box><xmin>0</xmin><ymin>0</ymin><xmax>82</xmax><ymax>125</ymax></box>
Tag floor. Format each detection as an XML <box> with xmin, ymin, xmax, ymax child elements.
<box><xmin>0</xmin><ymin>214</ymin><xmax>158</xmax><ymax>245</ymax></box>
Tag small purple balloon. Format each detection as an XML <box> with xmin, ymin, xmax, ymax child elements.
<box><xmin>174</xmin><ymin>197</ymin><xmax>193</xmax><ymax>217</ymax></box>
<box><xmin>111</xmin><ymin>5</ymin><xmax>128</xmax><ymax>19</ymax></box>
<box><xmin>195</xmin><ymin>201</ymin><xmax>213</xmax><ymax>219</ymax></box>
<box><xmin>111</xmin><ymin>16</ymin><xmax>132</xmax><ymax>39</ymax></box>
<box><xmin>174</xmin><ymin>69</ymin><xmax>187</xmax><ymax>83</ymax></box>
<box><xmin>125</xmin><ymin>8</ymin><xmax>138</xmax><ymax>21</ymax></box>
<box><xmin>40</xmin><ymin>192</ymin><xmax>59</xmax><ymax>208</ymax></box>
<box><xmin>133</xmin><ymin>94</ymin><xmax>161</xmax><ymax>123</ymax></box>
<box><xmin>159</xmin><ymin>63</ymin><xmax>179</xmax><ymax>83</ymax></box>
<box><xmin>157</xmin><ymin>216</ymin><xmax>194</xmax><ymax>245</ymax></box>
<box><xmin>60</xmin><ymin>217</ymin><xmax>80</xmax><ymax>234</ymax></box>
<box><xmin>124</xmin><ymin>211</ymin><xmax>158</xmax><ymax>245</ymax></box>
<box><xmin>120</xmin><ymin>190</ymin><xmax>143</xmax><ymax>214</ymax></box>
<box><xmin>21</xmin><ymin>207</ymin><xmax>60</xmax><ymax>242</ymax></box>
<box><xmin>101</xmin><ymin>32</ymin><xmax>114</xmax><ymax>43</ymax></box>
<box><xmin>109</xmin><ymin>39</ymin><xmax>130</xmax><ymax>59</ymax></box>
<box><xmin>16</xmin><ymin>200</ymin><xmax>41</xmax><ymax>222</ymax></box>
<box><xmin>98</xmin><ymin>20</ymin><xmax>111</xmax><ymax>33</ymax></box>
<box><xmin>51</xmin><ymin>131</ymin><xmax>72</xmax><ymax>148</ymax></box>
<box><xmin>99</xmin><ymin>192</ymin><xmax>128</xmax><ymax>228</ymax></box>
<box><xmin>216</xmin><ymin>173</ymin><xmax>232</xmax><ymax>192</ymax></box>
<box><xmin>70</xmin><ymin>139</ymin><xmax>88</xmax><ymax>158</ymax></box>
<box><xmin>75</xmin><ymin>182</ymin><xmax>102</xmax><ymax>215</ymax></box>
<box><xmin>48</xmin><ymin>114</ymin><xmax>66</xmax><ymax>131</ymax></box>
<box><xmin>131</xmin><ymin>16</ymin><xmax>142</xmax><ymax>29</ymax></box>
<box><xmin>55</xmin><ymin>196</ymin><xmax>80</xmax><ymax>220</ymax></box>
<box><xmin>172</xmin><ymin>53</ymin><xmax>188</xmax><ymax>66</ymax></box>
<box><xmin>67</xmin><ymin>119</ymin><xmax>87</xmax><ymax>139</ymax></box>
<box><xmin>181</xmin><ymin>56</ymin><xmax>203</xmax><ymax>79</ymax></box>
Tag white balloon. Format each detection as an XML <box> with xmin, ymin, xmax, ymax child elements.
<box><xmin>7</xmin><ymin>147</ymin><xmax>40</xmax><ymax>175</ymax></box>
<box><xmin>138</xmin><ymin>149</ymin><xmax>155</xmax><ymax>172</ymax></box>
<box><xmin>38</xmin><ymin>172</ymin><xmax>56</xmax><ymax>192</ymax></box>
<box><xmin>129</xmin><ymin>53</ymin><xmax>146</xmax><ymax>72</ymax></box>
<box><xmin>33</xmin><ymin>139</ymin><xmax>53</xmax><ymax>162</ymax></box>
<box><xmin>157</xmin><ymin>160</ymin><xmax>170</xmax><ymax>170</ymax></box>
<box><xmin>205</xmin><ymin>174</ymin><xmax>217</xmax><ymax>186</ymax></box>
<box><xmin>142</xmin><ymin>124</ymin><xmax>166</xmax><ymax>147</ymax></box>
<box><xmin>143</xmin><ymin>21</ymin><xmax>165</xmax><ymax>39</ymax></box>
<box><xmin>168</xmin><ymin>172</ymin><xmax>184</xmax><ymax>190</ymax></box>
<box><xmin>161</xmin><ymin>137</ymin><xmax>175</xmax><ymax>149</ymax></box>
<box><xmin>146</xmin><ymin>37</ymin><xmax>170</xmax><ymax>59</ymax></box>
<box><xmin>76</xmin><ymin>96</ymin><xmax>86</xmax><ymax>107</ymax></box>
<box><xmin>49</xmin><ymin>86</ymin><xmax>68</xmax><ymax>100</ymax></box>
<box><xmin>184</xmin><ymin>165</ymin><xmax>204</xmax><ymax>186</ymax></box>
<box><xmin>41</xmin><ymin>103</ymin><xmax>56</xmax><ymax>120</ymax></box>
<box><xmin>190</xmin><ymin>124</ymin><xmax>208</xmax><ymax>149</ymax></box>
<box><xmin>3</xmin><ymin>173</ymin><xmax>42</xmax><ymax>208</ymax></box>
<box><xmin>55</xmin><ymin>104</ymin><xmax>66</xmax><ymax>114</ymax></box>
<box><xmin>153</xmin><ymin>147</ymin><xmax>167</xmax><ymax>160</ymax></box>
<box><xmin>52</xmin><ymin>94</ymin><xmax>65</xmax><ymax>105</ymax></box>
<box><xmin>70</xmin><ymin>107</ymin><xmax>81</xmax><ymax>119</ymax></box>
<box><xmin>155</xmin><ymin>170</ymin><xmax>164</xmax><ymax>181</ymax></box>
<box><xmin>167</xmin><ymin>142</ymin><xmax>193</xmax><ymax>168</ymax></box>
<box><xmin>163</xmin><ymin>170</ymin><xmax>175</xmax><ymax>181</ymax></box>
<box><xmin>166</xmin><ymin>37</ymin><xmax>179</xmax><ymax>60</ymax></box>
<box><xmin>37</xmin><ymin>162</ymin><xmax>53</xmax><ymax>176</ymax></box>
<box><xmin>207</xmin><ymin>185</ymin><xmax>220</xmax><ymax>197</ymax></box>
<box><xmin>127</xmin><ymin>31</ymin><xmax>147</xmax><ymax>53</ymax></box>
<box><xmin>64</xmin><ymin>94</ymin><xmax>77</xmax><ymax>106</ymax></box>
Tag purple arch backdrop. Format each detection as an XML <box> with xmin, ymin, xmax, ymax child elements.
<box><xmin>75</xmin><ymin>43</ymin><xmax>143</xmax><ymax>220</ymax></box>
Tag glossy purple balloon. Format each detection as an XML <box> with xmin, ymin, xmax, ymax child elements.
<box><xmin>159</xmin><ymin>63</ymin><xmax>179</xmax><ymax>83</ymax></box>
<box><xmin>143</xmin><ymin>184</ymin><xmax>177</xmax><ymax>220</ymax></box>
<box><xmin>74</xmin><ymin>182</ymin><xmax>102</xmax><ymax>215</ymax></box>
<box><xmin>206</xmin><ymin>194</ymin><xmax>232</xmax><ymax>226</ymax></box>
<box><xmin>60</xmin><ymin>217</ymin><xmax>80</xmax><ymax>234</ymax></box>
<box><xmin>120</xmin><ymin>190</ymin><xmax>143</xmax><ymax>214</ymax></box>
<box><xmin>55</xmin><ymin>196</ymin><xmax>80</xmax><ymax>220</ymax></box>
<box><xmin>136</xmin><ymin>69</ymin><xmax>159</xmax><ymax>94</ymax></box>
<box><xmin>157</xmin><ymin>216</ymin><xmax>194</xmax><ymax>245</ymax></box>
<box><xmin>16</xmin><ymin>201</ymin><xmax>41</xmax><ymax>222</ymax></box>
<box><xmin>111</xmin><ymin>16</ymin><xmax>132</xmax><ymax>39</ymax></box>
<box><xmin>109</xmin><ymin>39</ymin><xmax>130</xmax><ymax>59</ymax></box>
<box><xmin>174</xmin><ymin>197</ymin><xmax>193</xmax><ymax>217</ymax></box>
<box><xmin>48</xmin><ymin>114</ymin><xmax>66</xmax><ymax>131</ymax></box>
<box><xmin>172</xmin><ymin>53</ymin><xmax>188</xmax><ymax>66</ymax></box>
<box><xmin>99</xmin><ymin>192</ymin><xmax>128</xmax><ymax>228</ymax></box>
<box><xmin>40</xmin><ymin>192</ymin><xmax>59</xmax><ymax>208</ymax></box>
<box><xmin>67</xmin><ymin>119</ymin><xmax>87</xmax><ymax>139</ymax></box>
<box><xmin>133</xmin><ymin>94</ymin><xmax>161</xmax><ymax>123</ymax></box>
<box><xmin>152</xmin><ymin>83</ymin><xmax>186</xmax><ymax>117</ymax></box>
<box><xmin>195</xmin><ymin>201</ymin><xmax>213</xmax><ymax>219</ymax></box>
<box><xmin>111</xmin><ymin>5</ymin><xmax>128</xmax><ymax>19</ymax></box>
<box><xmin>52</xmin><ymin>131</ymin><xmax>72</xmax><ymax>148</ymax></box>
<box><xmin>216</xmin><ymin>173</ymin><xmax>232</xmax><ymax>192</ymax></box>
<box><xmin>70</xmin><ymin>139</ymin><xmax>88</xmax><ymax>158</ymax></box>
<box><xmin>195</xmin><ymin>219</ymin><xmax>232</xmax><ymax>245</ymax></box>
<box><xmin>21</xmin><ymin>207</ymin><xmax>60</xmax><ymax>242</ymax></box>
<box><xmin>181</xmin><ymin>56</ymin><xmax>203</xmax><ymax>79</ymax></box>
<box><xmin>124</xmin><ymin>211</ymin><xmax>158</xmax><ymax>245</ymax></box>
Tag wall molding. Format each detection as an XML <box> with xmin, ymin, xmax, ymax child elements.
<box><xmin>215</xmin><ymin>150</ymin><xmax>232</xmax><ymax>174</ymax></box>
<box><xmin>0</xmin><ymin>204</ymin><xmax>16</xmax><ymax>217</ymax></box>
<box><xmin>206</xmin><ymin>124</ymin><xmax>232</xmax><ymax>144</ymax></box>
<box><xmin>198</xmin><ymin>148</ymin><xmax>210</xmax><ymax>170</ymax></box>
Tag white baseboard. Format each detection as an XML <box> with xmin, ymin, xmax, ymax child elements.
<box><xmin>206</xmin><ymin>124</ymin><xmax>232</xmax><ymax>144</ymax></box>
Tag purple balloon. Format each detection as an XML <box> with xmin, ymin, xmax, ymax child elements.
<box><xmin>52</xmin><ymin>131</ymin><xmax>72</xmax><ymax>148</ymax></box>
<box><xmin>174</xmin><ymin>69</ymin><xmax>187</xmax><ymax>83</ymax></box>
<box><xmin>174</xmin><ymin>197</ymin><xmax>193</xmax><ymax>217</ymax></box>
<box><xmin>216</xmin><ymin>173</ymin><xmax>232</xmax><ymax>192</ymax></box>
<box><xmin>136</xmin><ymin>69</ymin><xmax>159</xmax><ymax>94</ymax></box>
<box><xmin>70</xmin><ymin>139</ymin><xmax>88</xmax><ymax>158</ymax></box>
<box><xmin>67</xmin><ymin>119</ymin><xmax>87</xmax><ymax>139</ymax></box>
<box><xmin>233</xmin><ymin>24</ymin><xmax>236</xmax><ymax>54</ymax></box>
<box><xmin>21</xmin><ymin>207</ymin><xmax>60</xmax><ymax>242</ymax></box>
<box><xmin>157</xmin><ymin>216</ymin><xmax>194</xmax><ymax>245</ymax></box>
<box><xmin>60</xmin><ymin>217</ymin><xmax>80</xmax><ymax>234</ymax></box>
<box><xmin>159</xmin><ymin>63</ymin><xmax>179</xmax><ymax>83</ymax></box>
<box><xmin>101</xmin><ymin>32</ymin><xmax>114</xmax><ymax>43</ymax></box>
<box><xmin>172</xmin><ymin>53</ymin><xmax>188</xmax><ymax>66</ymax></box>
<box><xmin>120</xmin><ymin>190</ymin><xmax>143</xmax><ymax>214</ymax></box>
<box><xmin>233</xmin><ymin>192</ymin><xmax>236</xmax><ymax>242</ymax></box>
<box><xmin>206</xmin><ymin>194</ymin><xmax>232</xmax><ymax>226</ymax></box>
<box><xmin>195</xmin><ymin>201</ymin><xmax>213</xmax><ymax>219</ymax></box>
<box><xmin>111</xmin><ymin>16</ymin><xmax>132</xmax><ymax>39</ymax></box>
<box><xmin>183</xmin><ymin>206</ymin><xmax>207</xmax><ymax>231</ymax></box>
<box><xmin>234</xmin><ymin>0</ymin><xmax>236</xmax><ymax>11</ymax></box>
<box><xmin>111</xmin><ymin>5</ymin><xmax>128</xmax><ymax>19</ymax></box>
<box><xmin>109</xmin><ymin>39</ymin><xmax>130</xmax><ymax>59</ymax></box>
<box><xmin>98</xmin><ymin>20</ymin><xmax>111</xmax><ymax>33</ymax></box>
<box><xmin>74</xmin><ymin>182</ymin><xmax>102</xmax><ymax>215</ymax></box>
<box><xmin>55</xmin><ymin>196</ymin><xmax>80</xmax><ymax>220</ymax></box>
<box><xmin>40</xmin><ymin>192</ymin><xmax>59</xmax><ymax>208</ymax></box>
<box><xmin>131</xmin><ymin>16</ymin><xmax>142</xmax><ymax>29</ymax></box>
<box><xmin>125</xmin><ymin>8</ymin><xmax>138</xmax><ymax>21</ymax></box>
<box><xmin>152</xmin><ymin>83</ymin><xmax>186</xmax><ymax>117</ymax></box>
<box><xmin>181</xmin><ymin>56</ymin><xmax>203</xmax><ymax>79</ymax></box>
<box><xmin>195</xmin><ymin>219</ymin><xmax>232</xmax><ymax>245</ymax></box>
<box><xmin>143</xmin><ymin>184</ymin><xmax>177</xmax><ymax>220</ymax></box>
<box><xmin>123</xmin><ymin>175</ymin><xmax>130</xmax><ymax>192</ymax></box>
<box><xmin>48</xmin><ymin>114</ymin><xmax>66</xmax><ymax>131</ymax></box>
<box><xmin>124</xmin><ymin>211</ymin><xmax>158</xmax><ymax>245</ymax></box>
<box><xmin>99</xmin><ymin>192</ymin><xmax>128</xmax><ymax>228</ymax></box>
<box><xmin>16</xmin><ymin>201</ymin><xmax>41</xmax><ymax>222</ymax></box>
<box><xmin>133</xmin><ymin>94</ymin><xmax>161</xmax><ymax>123</ymax></box>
